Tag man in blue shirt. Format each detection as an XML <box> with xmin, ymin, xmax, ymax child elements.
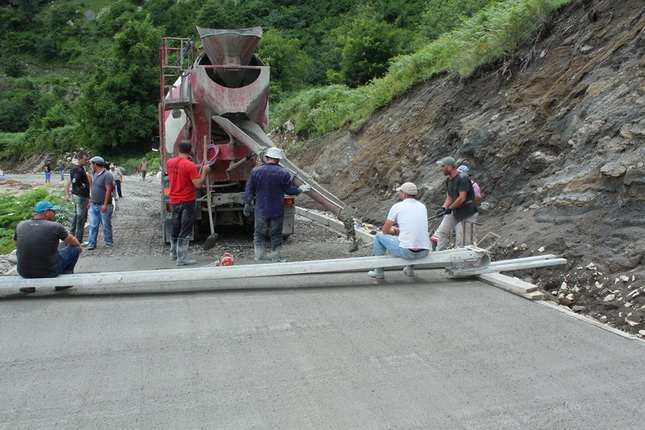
<box><xmin>243</xmin><ymin>147</ymin><xmax>310</xmax><ymax>261</ymax></box>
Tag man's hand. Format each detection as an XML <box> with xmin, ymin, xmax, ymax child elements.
<box><xmin>65</xmin><ymin>195</ymin><xmax>70</xmax><ymax>202</ymax></box>
<box><xmin>243</xmin><ymin>204</ymin><xmax>253</xmax><ymax>217</ymax></box>
<box><xmin>435</xmin><ymin>207</ymin><xmax>447</xmax><ymax>216</ymax></box>
<box><xmin>444</xmin><ymin>207</ymin><xmax>452</xmax><ymax>215</ymax></box>
<box><xmin>101</xmin><ymin>204</ymin><xmax>108</xmax><ymax>213</ymax></box>
<box><xmin>300</xmin><ymin>184</ymin><xmax>312</xmax><ymax>193</ymax></box>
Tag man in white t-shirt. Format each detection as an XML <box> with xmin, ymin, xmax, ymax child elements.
<box><xmin>368</xmin><ymin>182</ymin><xmax>431</xmax><ymax>279</ymax></box>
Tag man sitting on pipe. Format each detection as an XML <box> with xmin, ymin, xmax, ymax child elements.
<box><xmin>368</xmin><ymin>182</ymin><xmax>431</xmax><ymax>279</ymax></box>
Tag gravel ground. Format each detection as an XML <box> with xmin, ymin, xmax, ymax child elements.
<box><xmin>0</xmin><ymin>174</ymin><xmax>370</xmax><ymax>274</ymax></box>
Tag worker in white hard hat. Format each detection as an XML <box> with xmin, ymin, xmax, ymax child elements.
<box><xmin>243</xmin><ymin>147</ymin><xmax>311</xmax><ymax>262</ymax></box>
<box><xmin>367</xmin><ymin>182</ymin><xmax>431</xmax><ymax>279</ymax></box>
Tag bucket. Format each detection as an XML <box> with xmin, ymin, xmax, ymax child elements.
<box><xmin>220</xmin><ymin>252</ymin><xmax>234</xmax><ymax>266</ymax></box>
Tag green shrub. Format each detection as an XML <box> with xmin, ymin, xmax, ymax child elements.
<box><xmin>0</xmin><ymin>132</ymin><xmax>26</xmax><ymax>160</ymax></box>
<box><xmin>273</xmin><ymin>0</ymin><xmax>573</xmax><ymax>137</ymax></box>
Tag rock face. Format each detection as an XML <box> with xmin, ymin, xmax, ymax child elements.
<box><xmin>289</xmin><ymin>0</ymin><xmax>645</xmax><ymax>334</ymax></box>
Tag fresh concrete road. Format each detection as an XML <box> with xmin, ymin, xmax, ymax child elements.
<box><xmin>1</xmin><ymin>270</ymin><xmax>644</xmax><ymax>429</ymax></box>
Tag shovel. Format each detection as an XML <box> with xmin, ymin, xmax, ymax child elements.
<box><xmin>202</xmin><ymin>137</ymin><xmax>218</xmax><ymax>250</ymax></box>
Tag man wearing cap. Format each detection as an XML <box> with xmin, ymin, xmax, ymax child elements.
<box><xmin>13</xmin><ymin>201</ymin><xmax>82</xmax><ymax>292</ymax></box>
<box><xmin>65</xmin><ymin>150</ymin><xmax>91</xmax><ymax>244</ymax></box>
<box><xmin>87</xmin><ymin>156</ymin><xmax>114</xmax><ymax>250</ymax></box>
<box><xmin>367</xmin><ymin>182</ymin><xmax>431</xmax><ymax>279</ymax></box>
<box><xmin>110</xmin><ymin>164</ymin><xmax>124</xmax><ymax>199</ymax></box>
<box><xmin>433</xmin><ymin>157</ymin><xmax>479</xmax><ymax>250</ymax></box>
<box><xmin>243</xmin><ymin>147</ymin><xmax>311</xmax><ymax>262</ymax></box>
<box><xmin>166</xmin><ymin>141</ymin><xmax>210</xmax><ymax>265</ymax></box>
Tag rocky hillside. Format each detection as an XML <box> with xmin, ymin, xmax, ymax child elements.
<box><xmin>287</xmin><ymin>0</ymin><xmax>645</xmax><ymax>335</ymax></box>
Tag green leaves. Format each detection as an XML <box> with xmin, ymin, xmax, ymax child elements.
<box><xmin>274</xmin><ymin>0</ymin><xmax>573</xmax><ymax>137</ymax></box>
<box><xmin>257</xmin><ymin>29</ymin><xmax>313</xmax><ymax>102</ymax></box>
<box><xmin>75</xmin><ymin>17</ymin><xmax>162</xmax><ymax>152</ymax></box>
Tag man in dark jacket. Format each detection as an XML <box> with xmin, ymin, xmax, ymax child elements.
<box><xmin>65</xmin><ymin>150</ymin><xmax>91</xmax><ymax>243</ymax></box>
<box><xmin>243</xmin><ymin>147</ymin><xmax>310</xmax><ymax>261</ymax></box>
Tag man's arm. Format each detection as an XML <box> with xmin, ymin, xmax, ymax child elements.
<box><xmin>65</xmin><ymin>178</ymin><xmax>72</xmax><ymax>201</ymax></box>
<box><xmin>441</xmin><ymin>194</ymin><xmax>453</xmax><ymax>209</ymax></box>
<box><xmin>473</xmin><ymin>182</ymin><xmax>482</xmax><ymax>204</ymax></box>
<box><xmin>102</xmin><ymin>182</ymin><xmax>114</xmax><ymax>212</ymax></box>
<box><xmin>448</xmin><ymin>191</ymin><xmax>468</xmax><ymax>210</ymax></box>
<box><xmin>382</xmin><ymin>219</ymin><xmax>399</xmax><ymax>235</ymax></box>
<box><xmin>191</xmin><ymin>164</ymin><xmax>210</xmax><ymax>188</ymax></box>
<box><xmin>64</xmin><ymin>233</ymin><xmax>81</xmax><ymax>247</ymax></box>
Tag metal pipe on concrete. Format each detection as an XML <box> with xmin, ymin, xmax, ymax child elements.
<box><xmin>0</xmin><ymin>248</ymin><xmax>488</xmax><ymax>290</ymax></box>
<box><xmin>447</xmin><ymin>257</ymin><xmax>567</xmax><ymax>277</ymax></box>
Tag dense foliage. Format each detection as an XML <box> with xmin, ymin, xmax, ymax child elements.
<box><xmin>0</xmin><ymin>0</ymin><xmax>570</xmax><ymax>159</ymax></box>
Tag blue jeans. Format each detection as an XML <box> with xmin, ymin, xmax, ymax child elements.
<box><xmin>70</xmin><ymin>194</ymin><xmax>89</xmax><ymax>242</ymax></box>
<box><xmin>373</xmin><ymin>232</ymin><xmax>430</xmax><ymax>260</ymax></box>
<box><xmin>54</xmin><ymin>246</ymin><xmax>81</xmax><ymax>276</ymax></box>
<box><xmin>254</xmin><ymin>215</ymin><xmax>283</xmax><ymax>249</ymax></box>
<box><xmin>88</xmin><ymin>203</ymin><xmax>113</xmax><ymax>247</ymax></box>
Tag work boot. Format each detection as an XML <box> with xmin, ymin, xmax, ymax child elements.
<box><xmin>271</xmin><ymin>246</ymin><xmax>284</xmax><ymax>262</ymax></box>
<box><xmin>254</xmin><ymin>243</ymin><xmax>264</xmax><ymax>261</ymax></box>
<box><xmin>367</xmin><ymin>268</ymin><xmax>385</xmax><ymax>279</ymax></box>
<box><xmin>169</xmin><ymin>237</ymin><xmax>178</xmax><ymax>261</ymax></box>
<box><xmin>176</xmin><ymin>238</ymin><xmax>197</xmax><ymax>266</ymax></box>
<box><xmin>403</xmin><ymin>265</ymin><xmax>415</xmax><ymax>276</ymax></box>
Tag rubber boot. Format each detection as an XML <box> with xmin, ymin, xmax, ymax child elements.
<box><xmin>367</xmin><ymin>268</ymin><xmax>385</xmax><ymax>279</ymax></box>
<box><xmin>169</xmin><ymin>237</ymin><xmax>178</xmax><ymax>261</ymax></box>
<box><xmin>176</xmin><ymin>238</ymin><xmax>197</xmax><ymax>266</ymax></box>
<box><xmin>271</xmin><ymin>246</ymin><xmax>283</xmax><ymax>262</ymax></box>
<box><xmin>254</xmin><ymin>243</ymin><xmax>264</xmax><ymax>261</ymax></box>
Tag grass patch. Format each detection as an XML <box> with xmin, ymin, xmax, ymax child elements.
<box><xmin>272</xmin><ymin>0</ymin><xmax>573</xmax><ymax>136</ymax></box>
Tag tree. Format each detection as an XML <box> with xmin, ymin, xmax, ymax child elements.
<box><xmin>333</xmin><ymin>8</ymin><xmax>411</xmax><ymax>87</ymax></box>
<box><xmin>196</xmin><ymin>0</ymin><xmax>251</xmax><ymax>30</ymax></box>
<box><xmin>75</xmin><ymin>18</ymin><xmax>162</xmax><ymax>152</ymax></box>
<box><xmin>421</xmin><ymin>0</ymin><xmax>499</xmax><ymax>41</ymax></box>
<box><xmin>0</xmin><ymin>78</ymin><xmax>47</xmax><ymax>133</ymax></box>
<box><xmin>257</xmin><ymin>29</ymin><xmax>313</xmax><ymax>102</ymax></box>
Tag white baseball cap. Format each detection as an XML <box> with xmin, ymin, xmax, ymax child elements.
<box><xmin>395</xmin><ymin>182</ymin><xmax>417</xmax><ymax>195</ymax></box>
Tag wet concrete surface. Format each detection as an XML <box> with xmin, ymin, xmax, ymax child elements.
<box><xmin>2</xmin><ymin>174</ymin><xmax>645</xmax><ymax>428</ymax></box>
<box><xmin>1</xmin><ymin>272</ymin><xmax>645</xmax><ymax>428</ymax></box>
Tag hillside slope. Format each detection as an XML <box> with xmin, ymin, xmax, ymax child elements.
<box><xmin>289</xmin><ymin>0</ymin><xmax>645</xmax><ymax>334</ymax></box>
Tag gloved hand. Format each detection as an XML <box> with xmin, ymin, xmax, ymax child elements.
<box><xmin>300</xmin><ymin>184</ymin><xmax>312</xmax><ymax>193</ymax></box>
<box><xmin>243</xmin><ymin>204</ymin><xmax>253</xmax><ymax>217</ymax></box>
<box><xmin>444</xmin><ymin>207</ymin><xmax>452</xmax><ymax>215</ymax></box>
<box><xmin>435</xmin><ymin>207</ymin><xmax>447</xmax><ymax>216</ymax></box>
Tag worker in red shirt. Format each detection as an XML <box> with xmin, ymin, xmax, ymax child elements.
<box><xmin>166</xmin><ymin>140</ymin><xmax>210</xmax><ymax>265</ymax></box>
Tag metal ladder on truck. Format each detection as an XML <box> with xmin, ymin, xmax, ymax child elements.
<box><xmin>158</xmin><ymin>38</ymin><xmax>197</xmax><ymax>242</ymax></box>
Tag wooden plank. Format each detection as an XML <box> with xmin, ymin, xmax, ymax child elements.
<box><xmin>477</xmin><ymin>272</ymin><xmax>540</xmax><ymax>294</ymax></box>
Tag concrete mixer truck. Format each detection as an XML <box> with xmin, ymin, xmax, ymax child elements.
<box><xmin>158</xmin><ymin>27</ymin><xmax>355</xmax><ymax>245</ymax></box>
